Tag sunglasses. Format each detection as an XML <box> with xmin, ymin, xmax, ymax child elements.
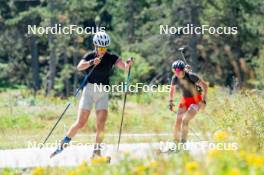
<box><xmin>96</xmin><ymin>47</ymin><xmax>107</xmax><ymax>52</ymax></box>
<box><xmin>172</xmin><ymin>68</ymin><xmax>184</xmax><ymax>74</ymax></box>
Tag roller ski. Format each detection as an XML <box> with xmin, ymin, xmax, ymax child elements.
<box><xmin>50</xmin><ymin>136</ymin><xmax>71</xmax><ymax>158</ymax></box>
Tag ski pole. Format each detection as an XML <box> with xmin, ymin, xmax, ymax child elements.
<box><xmin>40</xmin><ymin>63</ymin><xmax>98</xmax><ymax>148</ymax></box>
<box><xmin>117</xmin><ymin>58</ymin><xmax>133</xmax><ymax>151</ymax></box>
<box><xmin>179</xmin><ymin>47</ymin><xmax>192</xmax><ymax>72</ymax></box>
<box><xmin>179</xmin><ymin>47</ymin><xmax>187</xmax><ymax>64</ymax></box>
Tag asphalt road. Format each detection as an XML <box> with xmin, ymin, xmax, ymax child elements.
<box><xmin>0</xmin><ymin>140</ymin><xmax>210</xmax><ymax>168</ymax></box>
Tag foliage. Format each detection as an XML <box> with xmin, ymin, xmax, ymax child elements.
<box><xmin>1</xmin><ymin>149</ymin><xmax>264</xmax><ymax>175</ymax></box>
<box><xmin>0</xmin><ymin>0</ymin><xmax>264</xmax><ymax>96</ymax></box>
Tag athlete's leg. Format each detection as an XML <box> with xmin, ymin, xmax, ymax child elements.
<box><xmin>181</xmin><ymin>104</ymin><xmax>199</xmax><ymax>142</ymax></box>
<box><xmin>50</xmin><ymin>84</ymin><xmax>93</xmax><ymax>158</ymax></box>
<box><xmin>173</xmin><ymin>107</ymin><xmax>187</xmax><ymax>143</ymax></box>
<box><xmin>50</xmin><ymin>108</ymin><xmax>90</xmax><ymax>158</ymax></box>
<box><xmin>95</xmin><ymin>110</ymin><xmax>108</xmax><ymax>144</ymax></box>
<box><xmin>92</xmin><ymin>109</ymin><xmax>107</xmax><ymax>156</ymax></box>
<box><xmin>67</xmin><ymin>84</ymin><xmax>93</xmax><ymax>138</ymax></box>
<box><xmin>66</xmin><ymin>109</ymin><xmax>90</xmax><ymax>138</ymax></box>
<box><xmin>92</xmin><ymin>90</ymin><xmax>109</xmax><ymax>157</ymax></box>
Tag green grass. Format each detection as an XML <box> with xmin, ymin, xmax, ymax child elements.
<box><xmin>0</xmin><ymin>89</ymin><xmax>173</xmax><ymax>148</ymax></box>
<box><xmin>0</xmin><ymin>88</ymin><xmax>264</xmax><ymax>151</ymax></box>
<box><xmin>1</xmin><ymin>88</ymin><xmax>264</xmax><ymax>175</ymax></box>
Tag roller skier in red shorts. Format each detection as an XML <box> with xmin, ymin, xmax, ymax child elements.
<box><xmin>169</xmin><ymin>60</ymin><xmax>208</xmax><ymax>144</ymax></box>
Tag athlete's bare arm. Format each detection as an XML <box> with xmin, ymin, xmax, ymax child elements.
<box><xmin>77</xmin><ymin>57</ymin><xmax>101</xmax><ymax>71</ymax></box>
<box><xmin>115</xmin><ymin>58</ymin><xmax>132</xmax><ymax>70</ymax></box>
<box><xmin>197</xmin><ymin>79</ymin><xmax>208</xmax><ymax>101</ymax></box>
<box><xmin>169</xmin><ymin>83</ymin><xmax>175</xmax><ymax>101</ymax></box>
<box><xmin>77</xmin><ymin>59</ymin><xmax>92</xmax><ymax>71</ymax></box>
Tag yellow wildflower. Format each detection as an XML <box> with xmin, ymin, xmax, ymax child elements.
<box><xmin>91</xmin><ymin>156</ymin><xmax>109</xmax><ymax>165</ymax></box>
<box><xmin>239</xmin><ymin>151</ymin><xmax>264</xmax><ymax>168</ymax></box>
<box><xmin>229</xmin><ymin>168</ymin><xmax>240</xmax><ymax>175</ymax></box>
<box><xmin>208</xmin><ymin>149</ymin><xmax>220</xmax><ymax>158</ymax></box>
<box><xmin>133</xmin><ymin>165</ymin><xmax>148</xmax><ymax>174</ymax></box>
<box><xmin>253</xmin><ymin>155</ymin><xmax>264</xmax><ymax>168</ymax></box>
<box><xmin>31</xmin><ymin>167</ymin><xmax>45</xmax><ymax>175</ymax></box>
<box><xmin>185</xmin><ymin>161</ymin><xmax>199</xmax><ymax>173</ymax></box>
<box><xmin>245</xmin><ymin>153</ymin><xmax>264</xmax><ymax>168</ymax></box>
<box><xmin>148</xmin><ymin>161</ymin><xmax>158</xmax><ymax>168</ymax></box>
<box><xmin>213</xmin><ymin>130</ymin><xmax>229</xmax><ymax>141</ymax></box>
<box><xmin>67</xmin><ymin>171</ymin><xmax>77</xmax><ymax>175</ymax></box>
<box><xmin>193</xmin><ymin>171</ymin><xmax>204</xmax><ymax>175</ymax></box>
<box><xmin>76</xmin><ymin>161</ymin><xmax>89</xmax><ymax>173</ymax></box>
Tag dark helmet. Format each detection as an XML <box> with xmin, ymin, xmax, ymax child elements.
<box><xmin>171</xmin><ymin>60</ymin><xmax>185</xmax><ymax>70</ymax></box>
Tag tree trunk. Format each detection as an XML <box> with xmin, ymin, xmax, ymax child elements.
<box><xmin>127</xmin><ymin>0</ymin><xmax>135</xmax><ymax>43</ymax></box>
<box><xmin>46</xmin><ymin>0</ymin><xmax>56</xmax><ymax>96</ymax></box>
<box><xmin>63</xmin><ymin>47</ymin><xmax>70</xmax><ymax>96</ymax></box>
<box><xmin>30</xmin><ymin>35</ymin><xmax>40</xmax><ymax>93</ymax></box>
<box><xmin>73</xmin><ymin>35</ymin><xmax>78</xmax><ymax>92</ymax></box>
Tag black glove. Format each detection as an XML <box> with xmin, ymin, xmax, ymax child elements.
<box><xmin>89</xmin><ymin>57</ymin><xmax>103</xmax><ymax>66</ymax></box>
<box><xmin>169</xmin><ymin>100</ymin><xmax>175</xmax><ymax>111</ymax></box>
<box><xmin>201</xmin><ymin>95</ymin><xmax>207</xmax><ymax>104</ymax></box>
<box><xmin>89</xmin><ymin>59</ymin><xmax>95</xmax><ymax>66</ymax></box>
<box><xmin>126</xmin><ymin>57</ymin><xmax>134</xmax><ymax>63</ymax></box>
<box><xmin>184</xmin><ymin>64</ymin><xmax>192</xmax><ymax>72</ymax></box>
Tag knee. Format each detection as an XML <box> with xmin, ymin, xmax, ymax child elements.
<box><xmin>182</xmin><ymin>118</ymin><xmax>189</xmax><ymax>126</ymax></box>
<box><xmin>176</xmin><ymin>115</ymin><xmax>183</xmax><ymax>124</ymax></box>
<box><xmin>74</xmin><ymin>110</ymin><xmax>89</xmax><ymax>129</ymax></box>
<box><xmin>75</xmin><ymin>119</ymin><xmax>86</xmax><ymax>129</ymax></box>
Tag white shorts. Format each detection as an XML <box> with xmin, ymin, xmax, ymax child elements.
<box><xmin>79</xmin><ymin>83</ymin><xmax>109</xmax><ymax>111</ymax></box>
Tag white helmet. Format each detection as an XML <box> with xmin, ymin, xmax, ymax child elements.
<box><xmin>93</xmin><ymin>31</ymin><xmax>110</xmax><ymax>47</ymax></box>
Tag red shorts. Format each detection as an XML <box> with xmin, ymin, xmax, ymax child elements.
<box><xmin>178</xmin><ymin>94</ymin><xmax>202</xmax><ymax>110</ymax></box>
